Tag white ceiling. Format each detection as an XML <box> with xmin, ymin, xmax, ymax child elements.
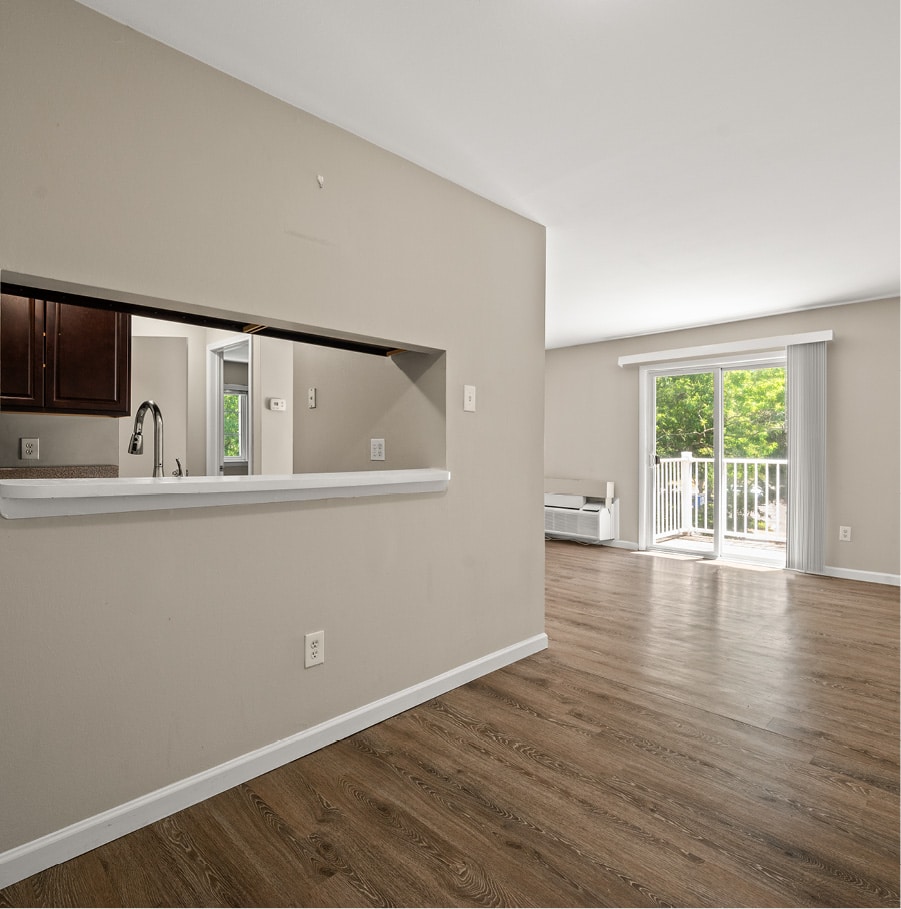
<box><xmin>75</xmin><ymin>0</ymin><xmax>899</xmax><ymax>348</ymax></box>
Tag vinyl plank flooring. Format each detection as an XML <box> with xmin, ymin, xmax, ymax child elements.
<box><xmin>2</xmin><ymin>542</ymin><xmax>898</xmax><ymax>907</ymax></box>
<box><xmin>343</xmin><ymin>729</ymin><xmax>621</xmax><ymax>907</ymax></box>
<box><xmin>268</xmin><ymin>741</ymin><xmax>538</xmax><ymax>908</ymax></box>
<box><xmin>431</xmin><ymin>680</ymin><xmax>885</xmax><ymax>906</ymax></box>
<box><xmin>354</xmin><ymin>716</ymin><xmax>689</xmax><ymax>908</ymax></box>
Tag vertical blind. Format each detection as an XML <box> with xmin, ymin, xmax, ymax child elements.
<box><xmin>786</xmin><ymin>341</ymin><xmax>827</xmax><ymax>573</ymax></box>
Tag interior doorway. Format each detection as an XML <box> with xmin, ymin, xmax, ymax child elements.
<box><xmin>640</xmin><ymin>354</ymin><xmax>787</xmax><ymax>566</ymax></box>
<box><xmin>206</xmin><ymin>337</ymin><xmax>253</xmax><ymax>477</ymax></box>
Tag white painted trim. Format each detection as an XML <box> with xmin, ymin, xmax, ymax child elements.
<box><xmin>637</xmin><ymin>352</ymin><xmax>788</xmax><ymax>558</ymax></box>
<box><xmin>206</xmin><ymin>342</ymin><xmax>224</xmax><ymax>477</ymax></box>
<box><xmin>207</xmin><ymin>337</ymin><xmax>255</xmax><ymax>478</ymax></box>
<box><xmin>0</xmin><ymin>632</ymin><xmax>548</xmax><ymax>888</ymax></box>
<box><xmin>637</xmin><ymin>365</ymin><xmax>653</xmax><ymax>550</ymax></box>
<box><xmin>640</xmin><ymin>350</ymin><xmax>786</xmax><ymax>379</ymax></box>
<box><xmin>0</xmin><ymin>468</ymin><xmax>450</xmax><ymax>519</ymax></box>
<box><xmin>617</xmin><ymin>330</ymin><xmax>834</xmax><ymax>367</ymax></box>
<box><xmin>822</xmin><ymin>566</ymin><xmax>900</xmax><ymax>587</ymax></box>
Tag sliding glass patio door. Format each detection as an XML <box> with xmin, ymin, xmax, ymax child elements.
<box><xmin>652</xmin><ymin>369</ymin><xmax>719</xmax><ymax>557</ymax></box>
<box><xmin>641</xmin><ymin>354</ymin><xmax>786</xmax><ymax>566</ymax></box>
<box><xmin>721</xmin><ymin>366</ymin><xmax>787</xmax><ymax>563</ymax></box>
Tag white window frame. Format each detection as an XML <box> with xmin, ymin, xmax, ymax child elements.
<box><xmin>207</xmin><ymin>338</ymin><xmax>253</xmax><ymax>477</ymax></box>
<box><xmin>222</xmin><ymin>384</ymin><xmax>249</xmax><ymax>465</ymax></box>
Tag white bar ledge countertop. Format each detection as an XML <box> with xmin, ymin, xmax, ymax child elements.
<box><xmin>0</xmin><ymin>468</ymin><xmax>451</xmax><ymax>519</ymax></box>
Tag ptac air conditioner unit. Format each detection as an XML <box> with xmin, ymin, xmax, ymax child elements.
<box><xmin>544</xmin><ymin>501</ymin><xmax>618</xmax><ymax>543</ymax></box>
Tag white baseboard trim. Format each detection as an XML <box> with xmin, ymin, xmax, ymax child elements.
<box><xmin>823</xmin><ymin>565</ymin><xmax>900</xmax><ymax>587</ymax></box>
<box><xmin>0</xmin><ymin>632</ymin><xmax>548</xmax><ymax>890</ymax></box>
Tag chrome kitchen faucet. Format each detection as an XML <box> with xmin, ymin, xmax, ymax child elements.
<box><xmin>127</xmin><ymin>399</ymin><xmax>164</xmax><ymax>477</ymax></box>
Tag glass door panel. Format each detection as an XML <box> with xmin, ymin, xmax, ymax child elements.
<box><xmin>653</xmin><ymin>371</ymin><xmax>717</xmax><ymax>557</ymax></box>
<box><xmin>721</xmin><ymin>367</ymin><xmax>787</xmax><ymax>565</ymax></box>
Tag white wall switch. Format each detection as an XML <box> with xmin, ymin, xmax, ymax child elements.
<box><xmin>463</xmin><ymin>385</ymin><xmax>477</xmax><ymax>412</ymax></box>
<box><xmin>20</xmin><ymin>438</ymin><xmax>39</xmax><ymax>460</ymax></box>
<box><xmin>308</xmin><ymin>387</ymin><xmax>317</xmax><ymax>409</ymax></box>
<box><xmin>269</xmin><ymin>398</ymin><xmax>287</xmax><ymax>411</ymax></box>
<box><xmin>370</xmin><ymin>438</ymin><xmax>385</xmax><ymax>461</ymax></box>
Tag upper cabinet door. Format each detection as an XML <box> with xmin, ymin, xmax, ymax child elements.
<box><xmin>44</xmin><ymin>302</ymin><xmax>131</xmax><ymax>416</ymax></box>
<box><xmin>0</xmin><ymin>293</ymin><xmax>44</xmax><ymax>409</ymax></box>
<box><xmin>1</xmin><ymin>292</ymin><xmax>131</xmax><ymax>416</ymax></box>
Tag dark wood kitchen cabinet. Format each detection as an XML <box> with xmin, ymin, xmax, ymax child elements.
<box><xmin>0</xmin><ymin>293</ymin><xmax>131</xmax><ymax>416</ymax></box>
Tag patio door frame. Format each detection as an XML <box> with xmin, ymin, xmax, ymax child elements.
<box><xmin>638</xmin><ymin>349</ymin><xmax>785</xmax><ymax>558</ymax></box>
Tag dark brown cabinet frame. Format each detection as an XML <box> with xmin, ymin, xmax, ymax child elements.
<box><xmin>1</xmin><ymin>292</ymin><xmax>131</xmax><ymax>417</ymax></box>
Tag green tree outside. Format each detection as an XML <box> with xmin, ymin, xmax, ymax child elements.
<box><xmin>655</xmin><ymin>368</ymin><xmax>786</xmax><ymax>534</ymax></box>
<box><xmin>655</xmin><ymin>368</ymin><xmax>785</xmax><ymax>459</ymax></box>
<box><xmin>723</xmin><ymin>368</ymin><xmax>786</xmax><ymax>459</ymax></box>
<box><xmin>655</xmin><ymin>372</ymin><xmax>714</xmax><ymax>458</ymax></box>
<box><xmin>223</xmin><ymin>392</ymin><xmax>243</xmax><ymax>458</ymax></box>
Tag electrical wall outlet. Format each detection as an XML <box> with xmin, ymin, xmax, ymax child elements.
<box><xmin>839</xmin><ymin>525</ymin><xmax>852</xmax><ymax>542</ymax></box>
<box><xmin>20</xmin><ymin>438</ymin><xmax>39</xmax><ymax>460</ymax></box>
<box><xmin>370</xmin><ymin>438</ymin><xmax>385</xmax><ymax>461</ymax></box>
<box><xmin>304</xmin><ymin>630</ymin><xmax>325</xmax><ymax>668</ymax></box>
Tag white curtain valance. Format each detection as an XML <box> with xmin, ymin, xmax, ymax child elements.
<box><xmin>618</xmin><ymin>330</ymin><xmax>833</xmax><ymax>368</ymax></box>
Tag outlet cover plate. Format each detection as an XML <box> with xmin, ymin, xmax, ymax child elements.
<box><xmin>20</xmin><ymin>438</ymin><xmax>39</xmax><ymax>460</ymax></box>
<box><xmin>304</xmin><ymin>630</ymin><xmax>325</xmax><ymax>668</ymax></box>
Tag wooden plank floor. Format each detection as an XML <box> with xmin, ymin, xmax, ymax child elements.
<box><xmin>3</xmin><ymin>542</ymin><xmax>898</xmax><ymax>907</ymax></box>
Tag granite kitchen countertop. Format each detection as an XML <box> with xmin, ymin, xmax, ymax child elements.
<box><xmin>0</xmin><ymin>464</ymin><xmax>119</xmax><ymax>479</ymax></box>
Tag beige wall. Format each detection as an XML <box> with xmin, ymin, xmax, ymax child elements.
<box><xmin>545</xmin><ymin>298</ymin><xmax>900</xmax><ymax>576</ymax></box>
<box><xmin>0</xmin><ymin>0</ymin><xmax>545</xmax><ymax>855</ymax></box>
<box><xmin>118</xmin><ymin>336</ymin><xmax>188</xmax><ymax>478</ymax></box>
<box><xmin>131</xmin><ymin>318</ymin><xmax>442</xmax><ymax>478</ymax></box>
<box><xmin>0</xmin><ymin>410</ymin><xmax>119</xmax><ymax>468</ymax></box>
<box><xmin>293</xmin><ymin>346</ymin><xmax>446</xmax><ymax>472</ymax></box>
<box><xmin>253</xmin><ymin>336</ymin><xmax>294</xmax><ymax>475</ymax></box>
<box><xmin>132</xmin><ymin>317</ymin><xmax>212</xmax><ymax>475</ymax></box>
<box><xmin>223</xmin><ymin>359</ymin><xmax>249</xmax><ymax>387</ymax></box>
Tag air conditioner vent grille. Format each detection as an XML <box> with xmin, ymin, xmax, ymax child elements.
<box><xmin>545</xmin><ymin>507</ymin><xmax>601</xmax><ymax>541</ymax></box>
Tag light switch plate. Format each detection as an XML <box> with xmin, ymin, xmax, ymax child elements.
<box><xmin>463</xmin><ymin>385</ymin><xmax>477</xmax><ymax>412</ymax></box>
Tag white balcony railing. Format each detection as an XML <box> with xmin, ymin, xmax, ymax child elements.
<box><xmin>655</xmin><ymin>452</ymin><xmax>787</xmax><ymax>543</ymax></box>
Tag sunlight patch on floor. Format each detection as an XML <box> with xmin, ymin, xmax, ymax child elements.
<box><xmin>633</xmin><ymin>550</ymin><xmax>701</xmax><ymax>562</ymax></box>
<box><xmin>632</xmin><ymin>549</ymin><xmax>783</xmax><ymax>572</ymax></box>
